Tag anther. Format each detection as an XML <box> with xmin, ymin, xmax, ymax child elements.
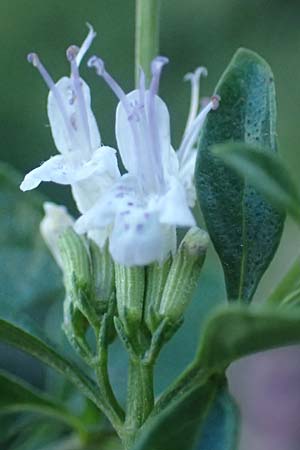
<box><xmin>151</xmin><ymin>56</ymin><xmax>169</xmax><ymax>76</ymax></box>
<box><xmin>184</xmin><ymin>66</ymin><xmax>208</xmax><ymax>83</ymax></box>
<box><xmin>150</xmin><ymin>56</ymin><xmax>169</xmax><ymax>96</ymax></box>
<box><xmin>211</xmin><ymin>94</ymin><xmax>221</xmax><ymax>110</ymax></box>
<box><xmin>27</xmin><ymin>53</ymin><xmax>39</xmax><ymax>67</ymax></box>
<box><xmin>66</xmin><ymin>45</ymin><xmax>80</xmax><ymax>62</ymax></box>
<box><xmin>87</xmin><ymin>56</ymin><xmax>105</xmax><ymax>76</ymax></box>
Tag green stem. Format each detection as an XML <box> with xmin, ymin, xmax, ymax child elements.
<box><xmin>123</xmin><ymin>358</ymin><xmax>154</xmax><ymax>448</ymax></box>
<box><xmin>135</xmin><ymin>0</ymin><xmax>160</xmax><ymax>86</ymax></box>
<box><xmin>267</xmin><ymin>256</ymin><xmax>300</xmax><ymax>306</ymax></box>
<box><xmin>95</xmin><ymin>315</ymin><xmax>125</xmax><ymax>435</ymax></box>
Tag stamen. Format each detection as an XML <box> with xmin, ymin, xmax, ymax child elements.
<box><xmin>67</xmin><ymin>45</ymin><xmax>93</xmax><ymax>154</ymax></box>
<box><xmin>76</xmin><ymin>23</ymin><xmax>97</xmax><ymax>66</ymax></box>
<box><xmin>183</xmin><ymin>66</ymin><xmax>208</xmax><ymax>133</ymax></box>
<box><xmin>27</xmin><ymin>52</ymin><xmax>75</xmax><ymax>148</ymax></box>
<box><xmin>178</xmin><ymin>95</ymin><xmax>221</xmax><ymax>165</ymax></box>
<box><xmin>88</xmin><ymin>55</ymin><xmax>142</xmax><ymax>178</ymax></box>
<box><xmin>139</xmin><ymin>68</ymin><xmax>146</xmax><ymax>107</ymax></box>
<box><xmin>211</xmin><ymin>94</ymin><xmax>220</xmax><ymax>110</ymax></box>
<box><xmin>149</xmin><ymin>56</ymin><xmax>169</xmax><ymax>96</ymax></box>
<box><xmin>88</xmin><ymin>56</ymin><xmax>132</xmax><ymax>116</ymax></box>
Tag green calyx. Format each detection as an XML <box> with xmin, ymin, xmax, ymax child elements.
<box><xmin>115</xmin><ymin>263</ymin><xmax>145</xmax><ymax>336</ymax></box>
<box><xmin>58</xmin><ymin>227</ymin><xmax>91</xmax><ymax>294</ymax></box>
<box><xmin>158</xmin><ymin>227</ymin><xmax>209</xmax><ymax>324</ymax></box>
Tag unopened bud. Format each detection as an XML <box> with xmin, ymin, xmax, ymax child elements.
<box><xmin>159</xmin><ymin>227</ymin><xmax>209</xmax><ymax>323</ymax></box>
<box><xmin>40</xmin><ymin>202</ymin><xmax>74</xmax><ymax>268</ymax></box>
<box><xmin>58</xmin><ymin>227</ymin><xmax>91</xmax><ymax>293</ymax></box>
<box><xmin>59</xmin><ymin>228</ymin><xmax>101</xmax><ymax>329</ymax></box>
<box><xmin>89</xmin><ymin>240</ymin><xmax>115</xmax><ymax>311</ymax></box>
<box><xmin>144</xmin><ymin>256</ymin><xmax>172</xmax><ymax>333</ymax></box>
<box><xmin>115</xmin><ymin>263</ymin><xmax>145</xmax><ymax>336</ymax></box>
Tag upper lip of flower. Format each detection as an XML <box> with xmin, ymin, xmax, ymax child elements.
<box><xmin>20</xmin><ymin>24</ymin><xmax>118</xmax><ymax>195</ymax></box>
<box><xmin>27</xmin><ymin>24</ymin><xmax>100</xmax><ymax>160</ymax></box>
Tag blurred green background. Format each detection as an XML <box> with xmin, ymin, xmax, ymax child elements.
<box><xmin>1</xmin><ymin>0</ymin><xmax>300</xmax><ymax>449</ymax></box>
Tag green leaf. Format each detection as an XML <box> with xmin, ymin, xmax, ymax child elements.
<box><xmin>196</xmin><ymin>386</ymin><xmax>239</xmax><ymax>450</ymax></box>
<box><xmin>213</xmin><ymin>143</ymin><xmax>300</xmax><ymax>223</ymax></box>
<box><xmin>132</xmin><ymin>374</ymin><xmax>222</xmax><ymax>450</ymax></box>
<box><xmin>198</xmin><ymin>305</ymin><xmax>300</xmax><ymax>371</ymax></box>
<box><xmin>0</xmin><ymin>162</ymin><xmax>62</xmax><ymax>309</ymax></box>
<box><xmin>0</xmin><ymin>369</ymin><xmax>87</xmax><ymax>435</ymax></box>
<box><xmin>0</xmin><ymin>302</ymin><xmax>100</xmax><ymax>410</ymax></box>
<box><xmin>6</xmin><ymin>421</ymin><xmax>65</xmax><ymax>450</ymax></box>
<box><xmin>196</xmin><ymin>48</ymin><xmax>285</xmax><ymax>302</ymax></box>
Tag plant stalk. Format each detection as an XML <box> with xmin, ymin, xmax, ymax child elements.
<box><xmin>135</xmin><ymin>0</ymin><xmax>160</xmax><ymax>86</ymax></box>
<box><xmin>123</xmin><ymin>358</ymin><xmax>154</xmax><ymax>449</ymax></box>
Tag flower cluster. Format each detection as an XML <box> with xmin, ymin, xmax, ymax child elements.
<box><xmin>21</xmin><ymin>25</ymin><xmax>219</xmax><ymax>266</ymax></box>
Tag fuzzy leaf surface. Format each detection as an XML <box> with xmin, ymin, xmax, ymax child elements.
<box><xmin>196</xmin><ymin>48</ymin><xmax>285</xmax><ymax>302</ymax></box>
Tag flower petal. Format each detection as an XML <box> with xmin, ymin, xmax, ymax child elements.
<box><xmin>48</xmin><ymin>76</ymin><xmax>100</xmax><ymax>157</ymax></box>
<box><xmin>71</xmin><ymin>147</ymin><xmax>120</xmax><ymax>213</ymax></box>
<box><xmin>74</xmin><ymin>175</ymin><xmax>137</xmax><ymax>232</ymax></box>
<box><xmin>109</xmin><ymin>208</ymin><xmax>174</xmax><ymax>266</ymax></box>
<box><xmin>87</xmin><ymin>228</ymin><xmax>110</xmax><ymax>249</ymax></box>
<box><xmin>115</xmin><ymin>90</ymin><xmax>171</xmax><ymax>188</ymax></box>
<box><xmin>20</xmin><ymin>155</ymin><xmax>71</xmax><ymax>191</ymax></box>
<box><xmin>178</xmin><ymin>148</ymin><xmax>197</xmax><ymax>207</ymax></box>
<box><xmin>158</xmin><ymin>178</ymin><xmax>196</xmax><ymax>227</ymax></box>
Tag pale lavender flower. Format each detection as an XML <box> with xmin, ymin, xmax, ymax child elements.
<box><xmin>20</xmin><ymin>25</ymin><xmax>120</xmax><ymax>228</ymax></box>
<box><xmin>75</xmin><ymin>55</ymin><xmax>219</xmax><ymax>266</ymax></box>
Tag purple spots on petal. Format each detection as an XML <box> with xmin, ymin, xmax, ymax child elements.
<box><xmin>124</xmin><ymin>223</ymin><xmax>130</xmax><ymax>231</ymax></box>
<box><xmin>128</xmin><ymin>201</ymin><xmax>134</xmax><ymax>206</ymax></box>
<box><xmin>120</xmin><ymin>210</ymin><xmax>130</xmax><ymax>216</ymax></box>
<box><xmin>136</xmin><ymin>223</ymin><xmax>144</xmax><ymax>233</ymax></box>
<box><xmin>70</xmin><ymin>114</ymin><xmax>78</xmax><ymax>131</ymax></box>
<box><xmin>67</xmin><ymin>87</ymin><xmax>76</xmax><ymax>105</ymax></box>
<box><xmin>144</xmin><ymin>212</ymin><xmax>150</xmax><ymax>219</ymax></box>
<box><xmin>116</xmin><ymin>192</ymin><xmax>125</xmax><ymax>198</ymax></box>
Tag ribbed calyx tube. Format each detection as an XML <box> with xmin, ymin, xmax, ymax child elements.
<box><xmin>115</xmin><ymin>264</ymin><xmax>145</xmax><ymax>335</ymax></box>
<box><xmin>158</xmin><ymin>227</ymin><xmax>209</xmax><ymax>323</ymax></box>
<box><xmin>89</xmin><ymin>240</ymin><xmax>115</xmax><ymax>306</ymax></box>
<box><xmin>58</xmin><ymin>228</ymin><xmax>91</xmax><ymax>293</ymax></box>
<box><xmin>144</xmin><ymin>256</ymin><xmax>172</xmax><ymax>333</ymax></box>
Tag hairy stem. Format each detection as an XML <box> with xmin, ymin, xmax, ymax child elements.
<box><xmin>123</xmin><ymin>358</ymin><xmax>154</xmax><ymax>448</ymax></box>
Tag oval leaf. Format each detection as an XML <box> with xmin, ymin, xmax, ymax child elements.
<box><xmin>213</xmin><ymin>143</ymin><xmax>300</xmax><ymax>223</ymax></box>
<box><xmin>196</xmin><ymin>48</ymin><xmax>285</xmax><ymax>302</ymax></box>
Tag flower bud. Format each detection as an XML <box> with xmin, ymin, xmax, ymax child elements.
<box><xmin>40</xmin><ymin>202</ymin><xmax>74</xmax><ymax>268</ymax></box>
<box><xmin>115</xmin><ymin>264</ymin><xmax>145</xmax><ymax>335</ymax></box>
<box><xmin>89</xmin><ymin>240</ymin><xmax>115</xmax><ymax>310</ymax></box>
<box><xmin>58</xmin><ymin>227</ymin><xmax>102</xmax><ymax>330</ymax></box>
<box><xmin>144</xmin><ymin>256</ymin><xmax>172</xmax><ymax>333</ymax></box>
<box><xmin>158</xmin><ymin>227</ymin><xmax>209</xmax><ymax>324</ymax></box>
<box><xmin>58</xmin><ymin>228</ymin><xmax>91</xmax><ymax>293</ymax></box>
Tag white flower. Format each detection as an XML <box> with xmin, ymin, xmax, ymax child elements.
<box><xmin>75</xmin><ymin>56</ymin><xmax>219</xmax><ymax>266</ymax></box>
<box><xmin>40</xmin><ymin>202</ymin><xmax>74</xmax><ymax>268</ymax></box>
<box><xmin>20</xmin><ymin>25</ymin><xmax>120</xmax><ymax>220</ymax></box>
